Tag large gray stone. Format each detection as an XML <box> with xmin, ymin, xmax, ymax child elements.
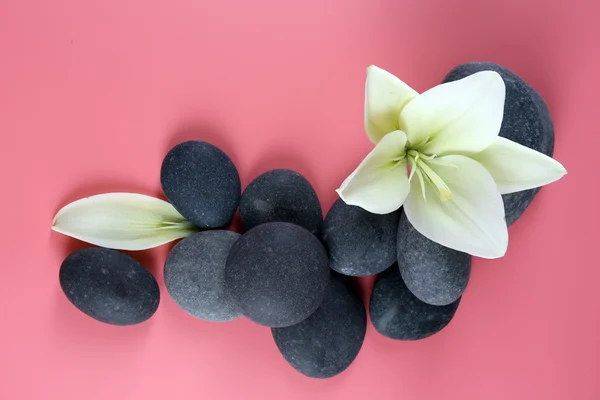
<box><xmin>161</xmin><ymin>140</ymin><xmax>241</xmax><ymax>228</ymax></box>
<box><xmin>225</xmin><ymin>222</ymin><xmax>330</xmax><ymax>328</ymax></box>
<box><xmin>164</xmin><ymin>230</ymin><xmax>243</xmax><ymax>322</ymax></box>
<box><xmin>59</xmin><ymin>247</ymin><xmax>160</xmax><ymax>326</ymax></box>
<box><xmin>272</xmin><ymin>273</ymin><xmax>366</xmax><ymax>378</ymax></box>
<box><xmin>370</xmin><ymin>266</ymin><xmax>460</xmax><ymax>340</ymax></box>
<box><xmin>397</xmin><ymin>212</ymin><xmax>471</xmax><ymax>306</ymax></box>
<box><xmin>443</xmin><ymin>62</ymin><xmax>555</xmax><ymax>225</ymax></box>
<box><xmin>323</xmin><ymin>198</ymin><xmax>399</xmax><ymax>276</ymax></box>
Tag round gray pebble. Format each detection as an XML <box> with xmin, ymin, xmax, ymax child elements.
<box><xmin>443</xmin><ymin>62</ymin><xmax>555</xmax><ymax>226</ymax></box>
<box><xmin>164</xmin><ymin>230</ymin><xmax>243</xmax><ymax>322</ymax></box>
<box><xmin>161</xmin><ymin>140</ymin><xmax>241</xmax><ymax>228</ymax></box>
<box><xmin>239</xmin><ymin>169</ymin><xmax>323</xmax><ymax>236</ymax></box>
<box><xmin>59</xmin><ymin>247</ymin><xmax>160</xmax><ymax>326</ymax></box>
<box><xmin>323</xmin><ymin>198</ymin><xmax>399</xmax><ymax>276</ymax></box>
<box><xmin>397</xmin><ymin>212</ymin><xmax>471</xmax><ymax>306</ymax></box>
<box><xmin>272</xmin><ymin>272</ymin><xmax>366</xmax><ymax>379</ymax></box>
<box><xmin>370</xmin><ymin>266</ymin><xmax>460</xmax><ymax>340</ymax></box>
<box><xmin>225</xmin><ymin>222</ymin><xmax>330</xmax><ymax>328</ymax></box>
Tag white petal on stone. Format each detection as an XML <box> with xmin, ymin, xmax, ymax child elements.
<box><xmin>404</xmin><ymin>155</ymin><xmax>508</xmax><ymax>259</ymax></box>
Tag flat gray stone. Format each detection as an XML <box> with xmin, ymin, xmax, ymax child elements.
<box><xmin>397</xmin><ymin>212</ymin><xmax>471</xmax><ymax>306</ymax></box>
<box><xmin>164</xmin><ymin>230</ymin><xmax>243</xmax><ymax>322</ymax></box>
<box><xmin>323</xmin><ymin>198</ymin><xmax>399</xmax><ymax>276</ymax></box>
<box><xmin>239</xmin><ymin>169</ymin><xmax>323</xmax><ymax>236</ymax></box>
<box><xmin>225</xmin><ymin>222</ymin><xmax>330</xmax><ymax>328</ymax></box>
<box><xmin>59</xmin><ymin>247</ymin><xmax>160</xmax><ymax>326</ymax></box>
<box><xmin>370</xmin><ymin>266</ymin><xmax>460</xmax><ymax>340</ymax></box>
<box><xmin>161</xmin><ymin>140</ymin><xmax>241</xmax><ymax>228</ymax></box>
<box><xmin>443</xmin><ymin>62</ymin><xmax>555</xmax><ymax>226</ymax></box>
<box><xmin>272</xmin><ymin>272</ymin><xmax>366</xmax><ymax>378</ymax></box>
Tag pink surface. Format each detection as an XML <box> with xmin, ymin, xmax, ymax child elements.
<box><xmin>0</xmin><ymin>0</ymin><xmax>598</xmax><ymax>399</ymax></box>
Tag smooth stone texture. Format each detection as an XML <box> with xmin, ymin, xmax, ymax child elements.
<box><xmin>225</xmin><ymin>222</ymin><xmax>330</xmax><ymax>328</ymax></box>
<box><xmin>272</xmin><ymin>273</ymin><xmax>366</xmax><ymax>378</ymax></box>
<box><xmin>59</xmin><ymin>247</ymin><xmax>160</xmax><ymax>326</ymax></box>
<box><xmin>323</xmin><ymin>198</ymin><xmax>399</xmax><ymax>276</ymax></box>
<box><xmin>164</xmin><ymin>230</ymin><xmax>243</xmax><ymax>322</ymax></box>
<box><xmin>443</xmin><ymin>62</ymin><xmax>555</xmax><ymax>226</ymax></box>
<box><xmin>397</xmin><ymin>213</ymin><xmax>471</xmax><ymax>306</ymax></box>
<box><xmin>370</xmin><ymin>266</ymin><xmax>460</xmax><ymax>340</ymax></box>
<box><xmin>239</xmin><ymin>169</ymin><xmax>322</xmax><ymax>236</ymax></box>
<box><xmin>161</xmin><ymin>140</ymin><xmax>241</xmax><ymax>228</ymax></box>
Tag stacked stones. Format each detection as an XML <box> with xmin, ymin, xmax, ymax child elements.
<box><xmin>58</xmin><ymin>62</ymin><xmax>555</xmax><ymax>379</ymax></box>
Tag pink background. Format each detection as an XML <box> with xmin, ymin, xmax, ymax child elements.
<box><xmin>1</xmin><ymin>0</ymin><xmax>598</xmax><ymax>399</ymax></box>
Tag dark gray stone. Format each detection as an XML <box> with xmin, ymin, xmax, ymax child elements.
<box><xmin>161</xmin><ymin>140</ymin><xmax>241</xmax><ymax>228</ymax></box>
<box><xmin>443</xmin><ymin>62</ymin><xmax>555</xmax><ymax>226</ymax></box>
<box><xmin>272</xmin><ymin>273</ymin><xmax>366</xmax><ymax>378</ymax></box>
<box><xmin>164</xmin><ymin>230</ymin><xmax>242</xmax><ymax>322</ymax></box>
<box><xmin>370</xmin><ymin>266</ymin><xmax>460</xmax><ymax>340</ymax></box>
<box><xmin>59</xmin><ymin>247</ymin><xmax>160</xmax><ymax>326</ymax></box>
<box><xmin>239</xmin><ymin>169</ymin><xmax>322</xmax><ymax>236</ymax></box>
<box><xmin>397</xmin><ymin>213</ymin><xmax>471</xmax><ymax>306</ymax></box>
<box><xmin>225</xmin><ymin>222</ymin><xmax>330</xmax><ymax>328</ymax></box>
<box><xmin>323</xmin><ymin>198</ymin><xmax>399</xmax><ymax>276</ymax></box>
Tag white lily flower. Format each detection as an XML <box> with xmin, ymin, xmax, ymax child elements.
<box><xmin>337</xmin><ymin>65</ymin><xmax>566</xmax><ymax>259</ymax></box>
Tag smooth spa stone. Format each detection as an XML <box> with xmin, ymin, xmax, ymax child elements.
<box><xmin>370</xmin><ymin>266</ymin><xmax>460</xmax><ymax>340</ymax></box>
<box><xmin>397</xmin><ymin>213</ymin><xmax>471</xmax><ymax>306</ymax></box>
<box><xmin>164</xmin><ymin>230</ymin><xmax>243</xmax><ymax>322</ymax></box>
<box><xmin>59</xmin><ymin>247</ymin><xmax>160</xmax><ymax>326</ymax></box>
<box><xmin>443</xmin><ymin>62</ymin><xmax>555</xmax><ymax>226</ymax></box>
<box><xmin>272</xmin><ymin>273</ymin><xmax>366</xmax><ymax>379</ymax></box>
<box><xmin>239</xmin><ymin>169</ymin><xmax>323</xmax><ymax>236</ymax></box>
<box><xmin>161</xmin><ymin>140</ymin><xmax>241</xmax><ymax>228</ymax></box>
<box><xmin>225</xmin><ymin>222</ymin><xmax>330</xmax><ymax>328</ymax></box>
<box><xmin>322</xmin><ymin>198</ymin><xmax>400</xmax><ymax>276</ymax></box>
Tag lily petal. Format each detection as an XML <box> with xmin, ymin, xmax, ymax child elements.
<box><xmin>52</xmin><ymin>193</ymin><xmax>197</xmax><ymax>250</ymax></box>
<box><xmin>399</xmin><ymin>71</ymin><xmax>505</xmax><ymax>156</ymax></box>
<box><xmin>365</xmin><ymin>65</ymin><xmax>418</xmax><ymax>144</ymax></box>
<box><xmin>404</xmin><ymin>155</ymin><xmax>508</xmax><ymax>258</ymax></box>
<box><xmin>473</xmin><ymin>136</ymin><xmax>567</xmax><ymax>194</ymax></box>
<box><xmin>337</xmin><ymin>130</ymin><xmax>410</xmax><ymax>214</ymax></box>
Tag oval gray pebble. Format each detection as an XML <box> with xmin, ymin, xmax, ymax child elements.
<box><xmin>239</xmin><ymin>169</ymin><xmax>323</xmax><ymax>236</ymax></box>
<box><xmin>397</xmin><ymin>212</ymin><xmax>471</xmax><ymax>306</ymax></box>
<box><xmin>164</xmin><ymin>230</ymin><xmax>243</xmax><ymax>322</ymax></box>
<box><xmin>272</xmin><ymin>272</ymin><xmax>366</xmax><ymax>378</ymax></box>
<box><xmin>370</xmin><ymin>266</ymin><xmax>460</xmax><ymax>340</ymax></box>
<box><xmin>443</xmin><ymin>62</ymin><xmax>555</xmax><ymax>226</ymax></box>
<box><xmin>59</xmin><ymin>247</ymin><xmax>160</xmax><ymax>326</ymax></box>
<box><xmin>323</xmin><ymin>198</ymin><xmax>399</xmax><ymax>276</ymax></box>
<box><xmin>225</xmin><ymin>222</ymin><xmax>330</xmax><ymax>328</ymax></box>
<box><xmin>161</xmin><ymin>140</ymin><xmax>241</xmax><ymax>228</ymax></box>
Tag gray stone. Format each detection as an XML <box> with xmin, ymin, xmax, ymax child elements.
<box><xmin>272</xmin><ymin>272</ymin><xmax>366</xmax><ymax>378</ymax></box>
<box><xmin>239</xmin><ymin>169</ymin><xmax>322</xmax><ymax>236</ymax></box>
<box><xmin>323</xmin><ymin>198</ymin><xmax>399</xmax><ymax>276</ymax></box>
<box><xmin>443</xmin><ymin>62</ymin><xmax>555</xmax><ymax>226</ymax></box>
<box><xmin>225</xmin><ymin>222</ymin><xmax>330</xmax><ymax>328</ymax></box>
<box><xmin>161</xmin><ymin>140</ymin><xmax>241</xmax><ymax>228</ymax></box>
<box><xmin>370</xmin><ymin>266</ymin><xmax>460</xmax><ymax>340</ymax></box>
<box><xmin>397</xmin><ymin>213</ymin><xmax>471</xmax><ymax>306</ymax></box>
<box><xmin>59</xmin><ymin>247</ymin><xmax>160</xmax><ymax>326</ymax></box>
<box><xmin>164</xmin><ymin>230</ymin><xmax>243</xmax><ymax>322</ymax></box>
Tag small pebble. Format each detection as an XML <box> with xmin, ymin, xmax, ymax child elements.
<box><xmin>161</xmin><ymin>140</ymin><xmax>241</xmax><ymax>228</ymax></box>
<box><xmin>370</xmin><ymin>266</ymin><xmax>460</xmax><ymax>340</ymax></box>
<box><xmin>443</xmin><ymin>62</ymin><xmax>555</xmax><ymax>225</ymax></box>
<box><xmin>225</xmin><ymin>222</ymin><xmax>330</xmax><ymax>328</ymax></box>
<box><xmin>397</xmin><ymin>213</ymin><xmax>471</xmax><ymax>306</ymax></box>
<box><xmin>239</xmin><ymin>169</ymin><xmax>322</xmax><ymax>236</ymax></box>
<box><xmin>164</xmin><ymin>230</ymin><xmax>243</xmax><ymax>322</ymax></box>
<box><xmin>323</xmin><ymin>198</ymin><xmax>399</xmax><ymax>276</ymax></box>
<box><xmin>59</xmin><ymin>247</ymin><xmax>160</xmax><ymax>326</ymax></box>
<box><xmin>272</xmin><ymin>272</ymin><xmax>366</xmax><ymax>378</ymax></box>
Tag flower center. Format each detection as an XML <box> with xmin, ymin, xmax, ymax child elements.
<box><xmin>405</xmin><ymin>149</ymin><xmax>455</xmax><ymax>202</ymax></box>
